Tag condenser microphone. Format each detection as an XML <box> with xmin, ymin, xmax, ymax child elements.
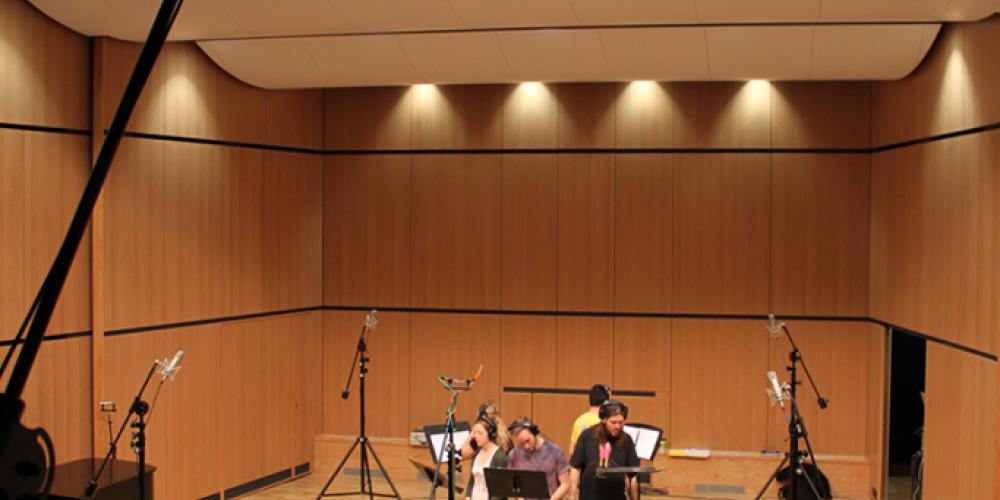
<box><xmin>160</xmin><ymin>350</ymin><xmax>184</xmax><ymax>381</ymax></box>
<box><xmin>766</xmin><ymin>370</ymin><xmax>785</xmax><ymax>409</ymax></box>
<box><xmin>767</xmin><ymin>314</ymin><xmax>783</xmax><ymax>338</ymax></box>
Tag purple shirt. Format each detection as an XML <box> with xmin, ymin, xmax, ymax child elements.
<box><xmin>506</xmin><ymin>438</ymin><xmax>569</xmax><ymax>498</ymax></box>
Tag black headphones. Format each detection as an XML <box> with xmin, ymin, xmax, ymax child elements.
<box><xmin>477</xmin><ymin>415</ymin><xmax>498</xmax><ymax>441</ymax></box>
<box><xmin>478</xmin><ymin>401</ymin><xmax>499</xmax><ymax>418</ymax></box>
<box><xmin>598</xmin><ymin>399</ymin><xmax>629</xmax><ymax>420</ymax></box>
<box><xmin>508</xmin><ymin>416</ymin><xmax>540</xmax><ymax>436</ymax></box>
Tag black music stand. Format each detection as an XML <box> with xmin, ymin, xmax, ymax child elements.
<box><xmin>409</xmin><ymin>459</ymin><xmax>464</xmax><ymax>495</ymax></box>
<box><xmin>484</xmin><ymin>468</ymin><xmax>550</xmax><ymax>499</ymax></box>
<box><xmin>595</xmin><ymin>466</ymin><xmax>660</xmax><ymax>500</ymax></box>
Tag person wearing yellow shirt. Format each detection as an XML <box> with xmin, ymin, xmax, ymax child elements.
<box><xmin>569</xmin><ymin>384</ymin><xmax>611</xmax><ymax>451</ymax></box>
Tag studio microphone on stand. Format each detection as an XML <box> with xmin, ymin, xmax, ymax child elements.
<box><xmin>158</xmin><ymin>350</ymin><xmax>184</xmax><ymax>381</ymax></box>
<box><xmin>766</xmin><ymin>370</ymin><xmax>787</xmax><ymax>409</ymax></box>
<box><xmin>767</xmin><ymin>314</ymin><xmax>783</xmax><ymax>338</ymax></box>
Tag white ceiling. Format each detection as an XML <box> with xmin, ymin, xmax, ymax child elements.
<box><xmin>29</xmin><ymin>0</ymin><xmax>1000</xmax><ymax>88</ymax></box>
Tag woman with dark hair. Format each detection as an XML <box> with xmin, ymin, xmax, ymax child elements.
<box><xmin>569</xmin><ymin>400</ymin><xmax>640</xmax><ymax>500</ymax></box>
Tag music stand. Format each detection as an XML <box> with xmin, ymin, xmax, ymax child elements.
<box><xmin>595</xmin><ymin>466</ymin><xmax>660</xmax><ymax>500</ymax></box>
<box><xmin>423</xmin><ymin>422</ymin><xmax>471</xmax><ymax>465</ymax></box>
<box><xmin>484</xmin><ymin>468</ymin><xmax>550</xmax><ymax>499</ymax></box>
<box><xmin>409</xmin><ymin>459</ymin><xmax>463</xmax><ymax>494</ymax></box>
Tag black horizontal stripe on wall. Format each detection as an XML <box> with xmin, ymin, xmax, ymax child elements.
<box><xmin>872</xmin><ymin>122</ymin><xmax>1000</xmax><ymax>153</ymax></box>
<box><xmin>197</xmin><ymin>494</ymin><xmax>221</xmax><ymax>500</ymax></box>
<box><xmin>0</xmin><ymin>330</ymin><xmax>91</xmax><ymax>347</ymax></box>
<box><xmin>324</xmin><ymin>305</ymin><xmax>997</xmax><ymax>362</ymax></box>
<box><xmin>505</xmin><ymin>387</ymin><xmax>656</xmax><ymax>397</ymax></box>
<box><xmin>105</xmin><ymin>122</ymin><xmax>1000</xmax><ymax>156</ymax></box>
<box><xmin>223</xmin><ymin>467</ymin><xmax>292</xmax><ymax>499</ymax></box>
<box><xmin>294</xmin><ymin>462</ymin><xmax>310</xmax><ymax>475</ymax></box>
<box><xmin>104</xmin><ymin>306</ymin><xmax>324</xmax><ymax>337</ymax></box>
<box><xmin>0</xmin><ymin>121</ymin><xmax>90</xmax><ymax>136</ymax></box>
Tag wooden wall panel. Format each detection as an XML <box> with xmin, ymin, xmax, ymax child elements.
<box><xmin>771</xmin><ymin>154</ymin><xmax>870</xmax><ymax>316</ymax></box>
<box><xmin>324</xmin><ymin>155</ymin><xmax>412</xmax><ymax>307</ymax></box>
<box><xmin>0</xmin><ymin>337</ymin><xmax>92</xmax><ymax>463</ymax></box>
<box><xmin>554</xmin><ymin>316</ymin><xmax>614</xmax><ymax>389</ymax></box>
<box><xmin>672</xmin><ymin>154</ymin><xmax>770</xmax><ymax>314</ymax></box>
<box><xmin>410</xmin><ymin>154</ymin><xmax>501</xmax><ymax>309</ymax></box>
<box><xmin>499</xmin><ymin>315</ymin><xmax>557</xmax><ymax>388</ymax></box>
<box><xmin>0</xmin><ymin>0</ymin><xmax>90</xmax><ymax>129</ymax></box>
<box><xmin>556</xmin><ymin>83</ymin><xmax>618</xmax><ymax>148</ymax></box>
<box><xmin>101</xmin><ymin>312</ymin><xmax>322</xmax><ymax>500</ymax></box>
<box><xmin>771</xmin><ymin>82</ymin><xmax>871</xmax><ymax>149</ymax></box>
<box><xmin>670</xmin><ymin>319</ymin><xmax>768</xmax><ymax>451</ymax></box>
<box><xmin>408</xmin><ymin>313</ymin><xmax>501</xmax><ymax>432</ymax></box>
<box><xmin>615</xmin><ymin>81</ymin><xmax>673</xmax><ymax>148</ymax></box>
<box><xmin>872</xmin><ymin>15</ymin><xmax>1000</xmax><ymax>147</ymax></box>
<box><xmin>325</xmin><ymin>87</ymin><xmax>412</xmax><ymax>149</ymax></box>
<box><xmin>670</xmin><ymin>82</ymin><xmax>771</xmax><ymax>148</ymax></box>
<box><xmin>763</xmin><ymin>321</ymin><xmax>877</xmax><ymax>456</ymax></box>
<box><xmin>97</xmin><ymin>38</ymin><xmax>323</xmax><ymax>149</ymax></box>
<box><xmin>500</xmin><ymin>155</ymin><xmax>558</xmax><ymax>310</ymax></box>
<box><xmin>322</xmin><ymin>310</ymin><xmax>411</xmax><ymax>438</ymax></box>
<box><xmin>531</xmin><ymin>393</ymin><xmax>585</xmax><ymax>455</ymax></box>
<box><xmin>870</xmin><ymin>132</ymin><xmax>1000</xmax><ymax>354</ymax></box>
<box><xmin>500</xmin><ymin>392</ymin><xmax>533</xmax><ymax>425</ymax></box>
<box><xmin>104</xmin><ymin>139</ymin><xmax>323</xmax><ymax>330</ymax></box>
<box><xmin>411</xmin><ymin>84</ymin><xmax>504</xmax><ymax>149</ymax></box>
<box><xmin>613</xmin><ymin>317</ymin><xmax>671</xmax><ymax>432</ymax></box>
<box><xmin>866</xmin><ymin>326</ymin><xmax>887</xmax><ymax>498</ymax></box>
<box><xmin>613</xmin><ymin>154</ymin><xmax>672</xmax><ymax>312</ymax></box>
<box><xmin>0</xmin><ymin>130</ymin><xmax>92</xmax><ymax>338</ymax></box>
<box><xmin>502</xmin><ymin>83</ymin><xmax>558</xmax><ymax>148</ymax></box>
<box><xmin>923</xmin><ymin>344</ymin><xmax>996</xmax><ymax>499</ymax></box>
<box><xmin>557</xmin><ymin>154</ymin><xmax>615</xmax><ymax>311</ymax></box>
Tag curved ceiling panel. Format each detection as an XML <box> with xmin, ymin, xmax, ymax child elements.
<box><xmin>27</xmin><ymin>0</ymin><xmax>999</xmax><ymax>87</ymax></box>
<box><xmin>29</xmin><ymin>0</ymin><xmax>1000</xmax><ymax>41</ymax></box>
<box><xmin>198</xmin><ymin>24</ymin><xmax>944</xmax><ymax>88</ymax></box>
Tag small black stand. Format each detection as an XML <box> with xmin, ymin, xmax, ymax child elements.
<box><xmin>484</xmin><ymin>468</ymin><xmax>551</xmax><ymax>499</ymax></box>
<box><xmin>596</xmin><ymin>466</ymin><xmax>660</xmax><ymax>500</ymax></box>
<box><xmin>87</xmin><ymin>360</ymin><xmax>159</xmax><ymax>500</ymax></box>
<box><xmin>426</xmin><ymin>368</ymin><xmax>481</xmax><ymax>500</ymax></box>
<box><xmin>755</xmin><ymin>320</ymin><xmax>830</xmax><ymax>500</ymax></box>
<box><xmin>409</xmin><ymin>459</ymin><xmax>463</xmax><ymax>495</ymax></box>
<box><xmin>317</xmin><ymin>311</ymin><xmax>400</xmax><ymax>500</ymax></box>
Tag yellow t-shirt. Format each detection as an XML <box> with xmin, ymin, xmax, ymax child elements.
<box><xmin>570</xmin><ymin>411</ymin><xmax>601</xmax><ymax>449</ymax></box>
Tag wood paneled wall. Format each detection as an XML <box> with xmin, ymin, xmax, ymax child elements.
<box><xmin>321</xmin><ymin>74</ymin><xmax>882</xmax><ymax>495</ymax></box>
<box><xmin>90</xmin><ymin>37</ymin><xmax>326</xmax><ymax>499</ymax></box>
<box><xmin>870</xmin><ymin>14</ymin><xmax>999</xmax><ymax>498</ymax></box>
<box><xmin>0</xmin><ymin>0</ymin><xmax>92</xmax><ymax>465</ymax></box>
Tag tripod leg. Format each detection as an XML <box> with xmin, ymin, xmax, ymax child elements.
<box><xmin>796</xmin><ymin>463</ymin><xmax>825</xmax><ymax>500</ymax></box>
<box><xmin>317</xmin><ymin>436</ymin><xmax>362</xmax><ymax>499</ymax></box>
<box><xmin>755</xmin><ymin>453</ymin><xmax>788</xmax><ymax>500</ymax></box>
<box><xmin>367</xmin><ymin>440</ymin><xmax>402</xmax><ymax>499</ymax></box>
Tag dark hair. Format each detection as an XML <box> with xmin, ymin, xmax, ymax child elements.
<box><xmin>476</xmin><ymin>415</ymin><xmax>498</xmax><ymax>441</ymax></box>
<box><xmin>589</xmin><ymin>384</ymin><xmax>611</xmax><ymax>406</ymax></box>
<box><xmin>508</xmin><ymin>416</ymin><xmax>540</xmax><ymax>436</ymax></box>
<box><xmin>598</xmin><ymin>399</ymin><xmax>629</xmax><ymax>420</ymax></box>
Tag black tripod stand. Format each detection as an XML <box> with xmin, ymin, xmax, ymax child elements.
<box><xmin>318</xmin><ymin>311</ymin><xmax>400</xmax><ymax>500</ymax></box>
<box><xmin>756</xmin><ymin>317</ymin><xmax>830</xmax><ymax>500</ymax></box>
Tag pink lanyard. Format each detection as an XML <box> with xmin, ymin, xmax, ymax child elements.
<box><xmin>598</xmin><ymin>442</ymin><xmax>611</xmax><ymax>467</ymax></box>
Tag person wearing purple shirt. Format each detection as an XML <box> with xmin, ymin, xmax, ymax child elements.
<box><xmin>505</xmin><ymin>417</ymin><xmax>571</xmax><ymax>500</ymax></box>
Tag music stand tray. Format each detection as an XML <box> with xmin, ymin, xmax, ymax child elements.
<box><xmin>409</xmin><ymin>459</ymin><xmax>463</xmax><ymax>494</ymax></box>
<box><xmin>595</xmin><ymin>466</ymin><xmax>660</xmax><ymax>500</ymax></box>
<box><xmin>484</xmin><ymin>468</ymin><xmax>550</xmax><ymax>499</ymax></box>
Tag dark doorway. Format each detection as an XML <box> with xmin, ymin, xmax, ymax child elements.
<box><xmin>886</xmin><ymin>329</ymin><xmax>926</xmax><ymax>499</ymax></box>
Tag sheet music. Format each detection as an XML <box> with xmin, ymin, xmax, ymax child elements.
<box><xmin>623</xmin><ymin>424</ymin><xmax>661</xmax><ymax>460</ymax></box>
<box><xmin>429</xmin><ymin>430</ymin><xmax>470</xmax><ymax>463</ymax></box>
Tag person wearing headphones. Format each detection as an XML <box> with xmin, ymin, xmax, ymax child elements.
<box><xmin>506</xmin><ymin>417</ymin><xmax>571</xmax><ymax>500</ymax></box>
<box><xmin>569</xmin><ymin>384</ymin><xmax>611</xmax><ymax>452</ymax></box>
<box><xmin>466</xmin><ymin>415</ymin><xmax>508</xmax><ymax>500</ymax></box>
<box><xmin>569</xmin><ymin>400</ymin><xmax>639</xmax><ymax>500</ymax></box>
<box><xmin>461</xmin><ymin>401</ymin><xmax>513</xmax><ymax>460</ymax></box>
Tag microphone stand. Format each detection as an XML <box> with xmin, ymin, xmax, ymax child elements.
<box><xmin>86</xmin><ymin>360</ymin><xmax>161</xmax><ymax>499</ymax></box>
<box><xmin>317</xmin><ymin>312</ymin><xmax>400</xmax><ymax>500</ymax></box>
<box><xmin>427</xmin><ymin>369</ymin><xmax>480</xmax><ymax>500</ymax></box>
<box><xmin>756</xmin><ymin>321</ymin><xmax>829</xmax><ymax>500</ymax></box>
